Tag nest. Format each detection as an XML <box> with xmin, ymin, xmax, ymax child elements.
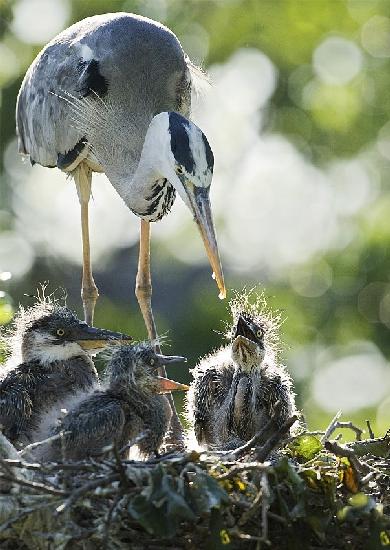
<box><xmin>0</xmin><ymin>414</ymin><xmax>388</xmax><ymax>550</ymax></box>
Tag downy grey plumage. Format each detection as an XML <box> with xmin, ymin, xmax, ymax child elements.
<box><xmin>0</xmin><ymin>299</ymin><xmax>130</xmax><ymax>446</ymax></box>
<box><xmin>187</xmin><ymin>294</ymin><xmax>300</xmax><ymax>451</ymax></box>
<box><xmin>37</xmin><ymin>343</ymin><xmax>187</xmax><ymax>461</ymax></box>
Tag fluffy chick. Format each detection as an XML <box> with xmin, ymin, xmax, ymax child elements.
<box><xmin>187</xmin><ymin>295</ymin><xmax>299</xmax><ymax>450</ymax></box>
<box><xmin>38</xmin><ymin>343</ymin><xmax>187</xmax><ymax>461</ymax></box>
<box><xmin>0</xmin><ymin>299</ymin><xmax>130</xmax><ymax>446</ymax></box>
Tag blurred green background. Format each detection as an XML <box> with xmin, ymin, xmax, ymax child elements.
<box><xmin>0</xmin><ymin>0</ymin><xmax>389</xmax><ymax>439</ymax></box>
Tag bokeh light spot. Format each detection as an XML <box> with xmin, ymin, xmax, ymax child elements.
<box><xmin>313</xmin><ymin>37</ymin><xmax>363</xmax><ymax>85</ymax></box>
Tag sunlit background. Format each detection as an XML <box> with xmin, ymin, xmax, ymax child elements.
<box><xmin>0</xmin><ymin>0</ymin><xmax>389</xmax><ymax>438</ymax></box>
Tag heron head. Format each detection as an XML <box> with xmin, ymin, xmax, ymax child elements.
<box><xmin>21</xmin><ymin>306</ymin><xmax>131</xmax><ymax>364</ymax></box>
<box><xmin>231</xmin><ymin>313</ymin><xmax>266</xmax><ymax>371</ymax></box>
<box><xmin>106</xmin><ymin>343</ymin><xmax>188</xmax><ymax>394</ymax></box>
<box><xmin>147</xmin><ymin>111</ymin><xmax>225</xmax><ymax>299</ymax></box>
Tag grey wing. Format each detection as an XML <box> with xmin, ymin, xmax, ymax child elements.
<box><xmin>16</xmin><ymin>38</ymin><xmax>91</xmax><ymax>168</ymax></box>
<box><xmin>16</xmin><ymin>13</ymin><xmax>192</xmax><ymax>169</ymax></box>
<box><xmin>189</xmin><ymin>362</ymin><xmax>234</xmax><ymax>445</ymax></box>
<box><xmin>54</xmin><ymin>398</ymin><xmax>126</xmax><ymax>459</ymax></box>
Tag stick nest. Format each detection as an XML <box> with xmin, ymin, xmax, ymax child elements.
<box><xmin>0</xmin><ymin>417</ymin><xmax>388</xmax><ymax>550</ymax></box>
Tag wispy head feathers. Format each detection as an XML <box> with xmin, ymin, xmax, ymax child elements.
<box><xmin>226</xmin><ymin>288</ymin><xmax>284</xmax><ymax>357</ymax></box>
<box><xmin>1</xmin><ymin>286</ymin><xmax>71</xmax><ymax>361</ymax></box>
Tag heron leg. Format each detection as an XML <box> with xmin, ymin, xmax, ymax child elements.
<box><xmin>135</xmin><ymin>219</ymin><xmax>184</xmax><ymax>449</ymax></box>
<box><xmin>74</xmin><ymin>163</ymin><xmax>99</xmax><ymax>326</ymax></box>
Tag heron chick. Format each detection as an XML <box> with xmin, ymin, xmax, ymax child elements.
<box><xmin>38</xmin><ymin>343</ymin><xmax>188</xmax><ymax>461</ymax></box>
<box><xmin>0</xmin><ymin>300</ymin><xmax>131</xmax><ymax>447</ymax></box>
<box><xmin>187</xmin><ymin>296</ymin><xmax>299</xmax><ymax>451</ymax></box>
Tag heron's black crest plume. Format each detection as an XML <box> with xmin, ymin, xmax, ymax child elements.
<box><xmin>77</xmin><ymin>58</ymin><xmax>108</xmax><ymax>98</ymax></box>
<box><xmin>169</xmin><ymin>112</ymin><xmax>195</xmax><ymax>174</ymax></box>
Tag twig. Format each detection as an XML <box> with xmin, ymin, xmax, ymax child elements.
<box><xmin>324</xmin><ymin>440</ymin><xmax>369</xmax><ymax>475</ymax></box>
<box><xmin>103</xmin><ymin>494</ymin><xmax>122</xmax><ymax>549</ymax></box>
<box><xmin>321</xmin><ymin>410</ymin><xmax>342</xmax><ymax>443</ymax></box>
<box><xmin>333</xmin><ymin>421</ymin><xmax>363</xmax><ymax>441</ymax></box>
<box><xmin>19</xmin><ymin>432</ymin><xmax>70</xmax><ymax>457</ymax></box>
<box><xmin>217</xmin><ymin>462</ymin><xmax>271</xmax><ymax>480</ymax></box>
<box><xmin>260</xmin><ymin>471</ymin><xmax>271</xmax><ymax>544</ymax></box>
<box><xmin>366</xmin><ymin>420</ymin><xmax>375</xmax><ymax>439</ymax></box>
<box><xmin>230</xmin><ymin>401</ymin><xmax>283</xmax><ymax>460</ymax></box>
<box><xmin>0</xmin><ymin>472</ymin><xmax>67</xmax><ymax>496</ymax></box>
<box><xmin>113</xmin><ymin>443</ymin><xmax>129</xmax><ymax>488</ymax></box>
<box><xmin>230</xmin><ymin>418</ymin><xmax>276</xmax><ymax>460</ymax></box>
<box><xmin>255</xmin><ymin>416</ymin><xmax>298</xmax><ymax>462</ymax></box>
<box><xmin>56</xmin><ymin>473</ymin><xmax>119</xmax><ymax>514</ymax></box>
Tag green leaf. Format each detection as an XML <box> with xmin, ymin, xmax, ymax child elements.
<box><xmin>186</xmin><ymin>469</ymin><xmax>229</xmax><ymax>515</ymax></box>
<box><xmin>128</xmin><ymin>493</ymin><xmax>175</xmax><ymax>537</ymax></box>
<box><xmin>288</xmin><ymin>434</ymin><xmax>323</xmax><ymax>462</ymax></box>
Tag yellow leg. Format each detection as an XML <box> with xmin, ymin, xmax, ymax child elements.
<box><xmin>74</xmin><ymin>163</ymin><xmax>99</xmax><ymax>326</ymax></box>
<box><xmin>135</xmin><ymin>220</ymin><xmax>184</xmax><ymax>449</ymax></box>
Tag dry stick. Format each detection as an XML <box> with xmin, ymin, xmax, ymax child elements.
<box><xmin>366</xmin><ymin>420</ymin><xmax>375</xmax><ymax>439</ymax></box>
<box><xmin>260</xmin><ymin>471</ymin><xmax>271</xmax><ymax>544</ymax></box>
<box><xmin>19</xmin><ymin>432</ymin><xmax>70</xmax><ymax>457</ymax></box>
<box><xmin>103</xmin><ymin>494</ymin><xmax>122</xmax><ymax>550</ymax></box>
<box><xmin>113</xmin><ymin>444</ymin><xmax>129</xmax><ymax>488</ymax></box>
<box><xmin>0</xmin><ymin>458</ymin><xmax>96</xmax><ymax>474</ymax></box>
<box><xmin>0</xmin><ymin>472</ymin><xmax>67</xmax><ymax>497</ymax></box>
<box><xmin>333</xmin><ymin>421</ymin><xmax>363</xmax><ymax>441</ymax></box>
<box><xmin>255</xmin><ymin>415</ymin><xmax>299</xmax><ymax>462</ymax></box>
<box><xmin>324</xmin><ymin>440</ymin><xmax>369</xmax><ymax>475</ymax></box>
<box><xmin>217</xmin><ymin>462</ymin><xmax>271</xmax><ymax>480</ymax></box>
<box><xmin>56</xmin><ymin>473</ymin><xmax>119</xmax><ymax>514</ymax></box>
<box><xmin>231</xmin><ymin>401</ymin><xmax>283</xmax><ymax>460</ymax></box>
<box><xmin>230</xmin><ymin>418</ymin><xmax>276</xmax><ymax>460</ymax></box>
<box><xmin>321</xmin><ymin>410</ymin><xmax>342</xmax><ymax>443</ymax></box>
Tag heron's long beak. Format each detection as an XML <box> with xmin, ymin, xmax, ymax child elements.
<box><xmin>154</xmin><ymin>376</ymin><xmax>189</xmax><ymax>393</ymax></box>
<box><xmin>188</xmin><ymin>186</ymin><xmax>226</xmax><ymax>299</ymax></box>
<box><xmin>75</xmin><ymin>325</ymin><xmax>132</xmax><ymax>350</ymax></box>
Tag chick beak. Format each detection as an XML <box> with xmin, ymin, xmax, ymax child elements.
<box><xmin>154</xmin><ymin>376</ymin><xmax>189</xmax><ymax>394</ymax></box>
<box><xmin>187</xmin><ymin>186</ymin><xmax>226</xmax><ymax>299</ymax></box>
<box><xmin>75</xmin><ymin>325</ymin><xmax>132</xmax><ymax>351</ymax></box>
<box><xmin>234</xmin><ymin>315</ymin><xmax>251</xmax><ymax>339</ymax></box>
<box><xmin>155</xmin><ymin>354</ymin><xmax>187</xmax><ymax>366</ymax></box>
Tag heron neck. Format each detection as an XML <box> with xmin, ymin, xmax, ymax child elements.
<box><xmin>106</xmin><ymin>135</ymin><xmax>163</xmax><ymax>215</ymax></box>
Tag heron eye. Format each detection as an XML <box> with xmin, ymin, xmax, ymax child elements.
<box><xmin>176</xmin><ymin>165</ymin><xmax>184</xmax><ymax>175</ymax></box>
<box><xmin>56</xmin><ymin>328</ymin><xmax>65</xmax><ymax>337</ymax></box>
<box><xmin>256</xmin><ymin>330</ymin><xmax>263</xmax><ymax>339</ymax></box>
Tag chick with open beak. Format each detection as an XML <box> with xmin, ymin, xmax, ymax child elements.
<box><xmin>38</xmin><ymin>343</ymin><xmax>187</xmax><ymax>461</ymax></box>
<box><xmin>0</xmin><ymin>300</ymin><xmax>131</xmax><ymax>447</ymax></box>
<box><xmin>187</xmin><ymin>300</ymin><xmax>300</xmax><ymax>451</ymax></box>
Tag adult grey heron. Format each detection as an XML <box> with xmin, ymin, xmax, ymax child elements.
<box><xmin>15</xmin><ymin>12</ymin><xmax>225</xmax><ymax>333</ymax></box>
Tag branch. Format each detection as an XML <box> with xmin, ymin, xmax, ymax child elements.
<box><xmin>255</xmin><ymin>415</ymin><xmax>299</xmax><ymax>462</ymax></box>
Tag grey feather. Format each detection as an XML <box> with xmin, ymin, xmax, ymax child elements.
<box><xmin>187</xmin><ymin>312</ymin><xmax>302</xmax><ymax>451</ymax></box>
<box><xmin>16</xmin><ymin>12</ymin><xmax>191</xmax><ymax>172</ymax></box>
<box><xmin>37</xmin><ymin>343</ymin><xmax>173</xmax><ymax>461</ymax></box>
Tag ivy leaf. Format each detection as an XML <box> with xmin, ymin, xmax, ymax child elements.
<box><xmin>288</xmin><ymin>434</ymin><xmax>323</xmax><ymax>462</ymax></box>
<box><xmin>186</xmin><ymin>469</ymin><xmax>229</xmax><ymax>515</ymax></box>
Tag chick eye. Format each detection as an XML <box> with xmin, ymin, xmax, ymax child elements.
<box><xmin>256</xmin><ymin>330</ymin><xmax>263</xmax><ymax>338</ymax></box>
<box><xmin>176</xmin><ymin>165</ymin><xmax>184</xmax><ymax>175</ymax></box>
<box><xmin>56</xmin><ymin>328</ymin><xmax>65</xmax><ymax>337</ymax></box>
